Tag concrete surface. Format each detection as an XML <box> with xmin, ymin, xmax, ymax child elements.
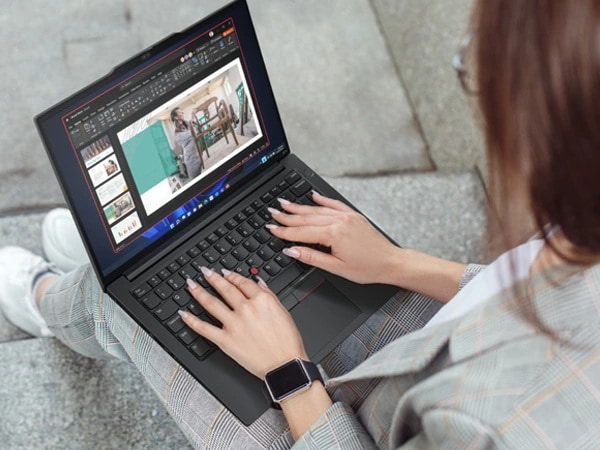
<box><xmin>0</xmin><ymin>0</ymin><xmax>488</xmax><ymax>448</ymax></box>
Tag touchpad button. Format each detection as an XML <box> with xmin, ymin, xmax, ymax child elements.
<box><xmin>291</xmin><ymin>281</ymin><xmax>361</xmax><ymax>357</ymax></box>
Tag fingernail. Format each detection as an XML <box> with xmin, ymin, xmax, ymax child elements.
<box><xmin>265</xmin><ymin>224</ymin><xmax>279</xmax><ymax>230</ymax></box>
<box><xmin>178</xmin><ymin>310</ymin><xmax>190</xmax><ymax>319</ymax></box>
<box><xmin>222</xmin><ymin>268</ymin><xmax>233</xmax><ymax>277</ymax></box>
<box><xmin>282</xmin><ymin>248</ymin><xmax>300</xmax><ymax>258</ymax></box>
<box><xmin>312</xmin><ymin>190</ymin><xmax>321</xmax><ymax>197</ymax></box>
<box><xmin>186</xmin><ymin>277</ymin><xmax>198</xmax><ymax>289</ymax></box>
<box><xmin>200</xmin><ymin>266</ymin><xmax>214</xmax><ymax>278</ymax></box>
<box><xmin>277</xmin><ymin>198</ymin><xmax>291</xmax><ymax>206</ymax></box>
<box><xmin>256</xmin><ymin>276</ymin><xmax>269</xmax><ymax>290</ymax></box>
<box><xmin>267</xmin><ymin>207</ymin><xmax>281</xmax><ymax>215</ymax></box>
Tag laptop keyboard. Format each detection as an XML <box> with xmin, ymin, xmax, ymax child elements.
<box><xmin>131</xmin><ymin>170</ymin><xmax>319</xmax><ymax>359</ymax></box>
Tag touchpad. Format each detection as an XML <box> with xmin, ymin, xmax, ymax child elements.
<box><xmin>290</xmin><ymin>280</ymin><xmax>361</xmax><ymax>357</ymax></box>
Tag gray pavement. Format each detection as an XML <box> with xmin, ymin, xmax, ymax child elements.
<box><xmin>0</xmin><ymin>0</ymin><xmax>486</xmax><ymax>448</ymax></box>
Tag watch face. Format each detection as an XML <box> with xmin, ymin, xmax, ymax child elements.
<box><xmin>265</xmin><ymin>359</ymin><xmax>310</xmax><ymax>401</ymax></box>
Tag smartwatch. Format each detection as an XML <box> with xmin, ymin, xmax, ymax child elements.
<box><xmin>264</xmin><ymin>358</ymin><xmax>323</xmax><ymax>405</ymax></box>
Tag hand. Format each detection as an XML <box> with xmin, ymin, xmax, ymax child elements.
<box><xmin>267</xmin><ymin>191</ymin><xmax>400</xmax><ymax>285</ymax></box>
<box><xmin>179</xmin><ymin>268</ymin><xmax>308</xmax><ymax>380</ymax></box>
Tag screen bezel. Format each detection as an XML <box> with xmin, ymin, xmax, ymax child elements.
<box><xmin>34</xmin><ymin>0</ymin><xmax>291</xmax><ymax>288</ymax></box>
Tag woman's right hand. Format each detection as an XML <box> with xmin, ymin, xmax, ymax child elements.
<box><xmin>267</xmin><ymin>191</ymin><xmax>401</xmax><ymax>285</ymax></box>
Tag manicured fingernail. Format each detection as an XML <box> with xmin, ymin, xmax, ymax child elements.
<box><xmin>256</xmin><ymin>276</ymin><xmax>269</xmax><ymax>290</ymax></box>
<box><xmin>267</xmin><ymin>207</ymin><xmax>281</xmax><ymax>215</ymax></box>
<box><xmin>200</xmin><ymin>266</ymin><xmax>214</xmax><ymax>278</ymax></box>
<box><xmin>282</xmin><ymin>248</ymin><xmax>300</xmax><ymax>258</ymax></box>
<box><xmin>178</xmin><ymin>310</ymin><xmax>190</xmax><ymax>319</ymax></box>
<box><xmin>222</xmin><ymin>268</ymin><xmax>233</xmax><ymax>277</ymax></box>
<box><xmin>312</xmin><ymin>190</ymin><xmax>321</xmax><ymax>197</ymax></box>
<box><xmin>277</xmin><ymin>198</ymin><xmax>291</xmax><ymax>206</ymax></box>
<box><xmin>265</xmin><ymin>224</ymin><xmax>279</xmax><ymax>230</ymax></box>
<box><xmin>186</xmin><ymin>278</ymin><xmax>198</xmax><ymax>289</ymax></box>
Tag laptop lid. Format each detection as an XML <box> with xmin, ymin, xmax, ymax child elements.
<box><xmin>35</xmin><ymin>0</ymin><xmax>289</xmax><ymax>289</ymax></box>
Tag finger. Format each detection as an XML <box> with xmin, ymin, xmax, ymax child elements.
<box><xmin>221</xmin><ymin>270</ymin><xmax>266</xmax><ymax>298</ymax></box>
<box><xmin>276</xmin><ymin>198</ymin><xmax>343</xmax><ymax>217</ymax></box>
<box><xmin>266</xmin><ymin>224</ymin><xmax>332</xmax><ymax>247</ymax></box>
<box><xmin>178</xmin><ymin>309</ymin><xmax>224</xmax><ymax>347</ymax></box>
<box><xmin>282</xmin><ymin>245</ymin><xmax>342</xmax><ymax>273</ymax></box>
<box><xmin>186</xmin><ymin>277</ymin><xmax>232</xmax><ymax>322</ymax></box>
<box><xmin>268</xmin><ymin>208</ymin><xmax>335</xmax><ymax>228</ymax></box>
<box><xmin>311</xmin><ymin>191</ymin><xmax>355</xmax><ymax>212</ymax></box>
<box><xmin>200</xmin><ymin>267</ymin><xmax>247</xmax><ymax>309</ymax></box>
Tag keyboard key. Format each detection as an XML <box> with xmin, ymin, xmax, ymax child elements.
<box><xmin>234</xmin><ymin>262</ymin><xmax>250</xmax><ymax>276</ymax></box>
<box><xmin>290</xmin><ymin>179</ymin><xmax>312</xmax><ymax>197</ymax></box>
<box><xmin>168</xmin><ymin>261</ymin><xmax>181</xmax><ymax>273</ymax></box>
<box><xmin>215</xmin><ymin>226</ymin><xmax>228</xmax><ymax>237</ymax></box>
<box><xmin>260</xmin><ymin>192</ymin><xmax>274</xmax><ymax>203</ymax></box>
<box><xmin>267</xmin><ymin>263</ymin><xmax>305</xmax><ymax>294</ymax></box>
<box><xmin>154</xmin><ymin>300</ymin><xmax>178</xmax><ymax>321</ymax></box>
<box><xmin>254</xmin><ymin>229</ymin><xmax>271</xmax><ymax>244</ymax></box>
<box><xmin>206</xmin><ymin>233</ymin><xmax>219</xmax><ymax>244</ymax></box>
<box><xmin>248</xmin><ymin>215</ymin><xmax>265</xmax><ymax>229</ymax></box>
<box><xmin>242</xmin><ymin>237</ymin><xmax>260</xmax><ymax>252</ymax></box>
<box><xmin>179</xmin><ymin>264</ymin><xmax>198</xmax><ymax>280</ymax></box>
<box><xmin>178</xmin><ymin>327</ymin><xmax>198</xmax><ymax>345</ymax></box>
<box><xmin>167</xmin><ymin>274</ymin><xmax>185</xmax><ymax>291</ymax></box>
<box><xmin>225</xmin><ymin>218</ymin><xmax>238</xmax><ymax>229</ymax></box>
<box><xmin>190</xmin><ymin>338</ymin><xmax>213</xmax><ymax>358</ymax></box>
<box><xmin>247</xmin><ymin>255</ymin><xmax>264</xmax><ymax>267</ymax></box>
<box><xmin>141</xmin><ymin>293</ymin><xmax>161</xmax><ymax>310</ymax></box>
<box><xmin>263</xmin><ymin>262</ymin><xmax>281</xmax><ymax>276</ymax></box>
<box><xmin>277</xmin><ymin>180</ymin><xmax>289</xmax><ymax>190</ymax></box>
<box><xmin>269</xmin><ymin>186</ymin><xmax>282</xmax><ymax>197</ymax></box>
<box><xmin>187</xmin><ymin>246</ymin><xmax>201</xmax><ymax>258</ymax></box>
<box><xmin>166</xmin><ymin>315</ymin><xmax>185</xmax><ymax>333</ymax></box>
<box><xmin>274</xmin><ymin>253</ymin><xmax>292</xmax><ymax>267</ymax></box>
<box><xmin>187</xmin><ymin>302</ymin><xmax>204</xmax><ymax>316</ymax></box>
<box><xmin>155</xmin><ymin>285</ymin><xmax>173</xmax><ymax>300</ymax></box>
<box><xmin>173</xmin><ymin>290</ymin><xmax>191</xmax><ymax>306</ymax></box>
<box><xmin>203</xmin><ymin>248</ymin><xmax>220</xmax><ymax>264</ymax></box>
<box><xmin>147</xmin><ymin>275</ymin><xmax>161</xmax><ymax>287</ymax></box>
<box><xmin>220</xmin><ymin>254</ymin><xmax>238</xmax><ymax>270</ymax></box>
<box><xmin>257</xmin><ymin>246</ymin><xmax>275</xmax><ymax>261</ymax></box>
<box><xmin>214</xmin><ymin>239</ymin><xmax>232</xmax><ymax>254</ymax></box>
<box><xmin>237</xmin><ymin>222</ymin><xmax>254</xmax><ymax>238</ymax></box>
<box><xmin>234</xmin><ymin>212</ymin><xmax>247</xmax><ymax>222</ymax></box>
<box><xmin>268</xmin><ymin>238</ymin><xmax>285</xmax><ymax>252</ymax></box>
<box><xmin>243</xmin><ymin>206</ymin><xmax>256</xmax><ymax>216</ymax></box>
<box><xmin>285</xmin><ymin>171</ymin><xmax>301</xmax><ymax>185</ymax></box>
<box><xmin>158</xmin><ymin>269</ymin><xmax>171</xmax><ymax>280</ymax></box>
<box><xmin>132</xmin><ymin>283</ymin><xmax>150</xmax><ymax>299</ymax></box>
<box><xmin>197</xmin><ymin>240</ymin><xmax>210</xmax><ymax>251</ymax></box>
<box><xmin>232</xmin><ymin>246</ymin><xmax>249</xmax><ymax>261</ymax></box>
<box><xmin>176</xmin><ymin>254</ymin><xmax>190</xmax><ymax>265</ymax></box>
<box><xmin>225</xmin><ymin>230</ymin><xmax>243</xmax><ymax>246</ymax></box>
<box><xmin>258</xmin><ymin>209</ymin><xmax>271</xmax><ymax>221</ymax></box>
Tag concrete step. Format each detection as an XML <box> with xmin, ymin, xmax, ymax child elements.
<box><xmin>0</xmin><ymin>338</ymin><xmax>191</xmax><ymax>449</ymax></box>
<box><xmin>0</xmin><ymin>171</ymin><xmax>487</xmax><ymax>448</ymax></box>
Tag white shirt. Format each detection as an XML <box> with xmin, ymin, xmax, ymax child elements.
<box><xmin>424</xmin><ymin>239</ymin><xmax>545</xmax><ymax>329</ymax></box>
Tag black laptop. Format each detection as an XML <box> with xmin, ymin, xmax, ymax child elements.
<box><xmin>35</xmin><ymin>0</ymin><xmax>400</xmax><ymax>425</ymax></box>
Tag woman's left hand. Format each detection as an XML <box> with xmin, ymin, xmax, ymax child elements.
<box><xmin>179</xmin><ymin>268</ymin><xmax>308</xmax><ymax>380</ymax></box>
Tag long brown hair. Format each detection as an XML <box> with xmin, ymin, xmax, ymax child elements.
<box><xmin>473</xmin><ymin>0</ymin><xmax>600</xmax><ymax>261</ymax></box>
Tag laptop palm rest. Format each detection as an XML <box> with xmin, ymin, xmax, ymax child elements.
<box><xmin>288</xmin><ymin>274</ymin><xmax>361</xmax><ymax>357</ymax></box>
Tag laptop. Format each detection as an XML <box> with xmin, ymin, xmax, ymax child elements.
<box><xmin>35</xmin><ymin>0</ymin><xmax>400</xmax><ymax>425</ymax></box>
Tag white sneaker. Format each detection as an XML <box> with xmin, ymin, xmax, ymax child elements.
<box><xmin>0</xmin><ymin>247</ymin><xmax>59</xmax><ymax>337</ymax></box>
<box><xmin>42</xmin><ymin>208</ymin><xmax>89</xmax><ymax>273</ymax></box>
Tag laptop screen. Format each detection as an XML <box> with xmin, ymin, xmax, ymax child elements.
<box><xmin>35</xmin><ymin>1</ymin><xmax>289</xmax><ymax>284</ymax></box>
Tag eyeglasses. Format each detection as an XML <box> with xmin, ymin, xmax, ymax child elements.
<box><xmin>452</xmin><ymin>33</ymin><xmax>478</xmax><ymax>95</ymax></box>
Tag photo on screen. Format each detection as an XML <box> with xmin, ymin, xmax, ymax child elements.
<box><xmin>117</xmin><ymin>58</ymin><xmax>262</xmax><ymax>216</ymax></box>
<box><xmin>103</xmin><ymin>191</ymin><xmax>136</xmax><ymax>225</ymax></box>
<box><xmin>80</xmin><ymin>135</ymin><xmax>113</xmax><ymax>168</ymax></box>
<box><xmin>89</xmin><ymin>156</ymin><xmax>121</xmax><ymax>188</ymax></box>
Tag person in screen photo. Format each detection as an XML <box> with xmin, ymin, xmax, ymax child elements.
<box><xmin>171</xmin><ymin>107</ymin><xmax>202</xmax><ymax>179</ymax></box>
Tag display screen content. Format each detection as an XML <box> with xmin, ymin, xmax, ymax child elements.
<box><xmin>36</xmin><ymin>2</ymin><xmax>289</xmax><ymax>280</ymax></box>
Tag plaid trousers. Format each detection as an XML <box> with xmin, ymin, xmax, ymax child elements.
<box><xmin>40</xmin><ymin>264</ymin><xmax>480</xmax><ymax>449</ymax></box>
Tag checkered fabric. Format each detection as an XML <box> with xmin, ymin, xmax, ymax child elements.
<box><xmin>41</xmin><ymin>264</ymin><xmax>459</xmax><ymax>449</ymax></box>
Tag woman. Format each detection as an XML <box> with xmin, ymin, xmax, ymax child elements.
<box><xmin>1</xmin><ymin>0</ymin><xmax>599</xmax><ymax>447</ymax></box>
<box><xmin>171</xmin><ymin>107</ymin><xmax>202</xmax><ymax>179</ymax></box>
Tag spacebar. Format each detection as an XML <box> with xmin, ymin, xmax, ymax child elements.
<box><xmin>268</xmin><ymin>263</ymin><xmax>306</xmax><ymax>294</ymax></box>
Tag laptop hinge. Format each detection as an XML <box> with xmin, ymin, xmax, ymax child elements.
<box><xmin>124</xmin><ymin>162</ymin><xmax>286</xmax><ymax>282</ymax></box>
